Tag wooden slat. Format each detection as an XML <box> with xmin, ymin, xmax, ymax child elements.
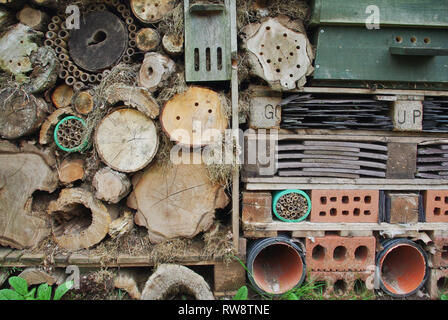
<box><xmin>243</xmin><ymin>222</ymin><xmax>448</xmax><ymax>232</ymax></box>
<box><xmin>0</xmin><ymin>248</ymin><xmax>13</xmax><ymax>262</ymax></box>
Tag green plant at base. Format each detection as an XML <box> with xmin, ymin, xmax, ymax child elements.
<box><xmin>441</xmin><ymin>294</ymin><xmax>448</xmax><ymax>300</ymax></box>
<box><xmin>233</xmin><ymin>286</ymin><xmax>248</xmax><ymax>300</ymax></box>
<box><xmin>0</xmin><ymin>276</ymin><xmax>73</xmax><ymax>300</ymax></box>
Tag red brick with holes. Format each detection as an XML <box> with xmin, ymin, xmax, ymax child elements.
<box><xmin>424</xmin><ymin>190</ymin><xmax>448</xmax><ymax>222</ymax></box>
<box><xmin>305</xmin><ymin>235</ymin><xmax>376</xmax><ymax>272</ymax></box>
<box><xmin>431</xmin><ymin>237</ymin><xmax>448</xmax><ymax>268</ymax></box>
<box><xmin>308</xmin><ymin>271</ymin><xmax>374</xmax><ymax>298</ymax></box>
<box><xmin>310</xmin><ymin>190</ymin><xmax>379</xmax><ymax>223</ymax></box>
<box><xmin>427</xmin><ymin>269</ymin><xmax>448</xmax><ymax>299</ymax></box>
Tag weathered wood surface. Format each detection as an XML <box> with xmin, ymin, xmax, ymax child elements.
<box><xmin>0</xmin><ymin>88</ymin><xmax>48</xmax><ymax>140</ymax></box>
<box><xmin>160</xmin><ymin>87</ymin><xmax>228</xmax><ymax>147</ymax></box>
<box><xmin>131</xmin><ymin>0</ymin><xmax>176</xmax><ymax>24</ymax></box>
<box><xmin>162</xmin><ymin>33</ymin><xmax>183</xmax><ymax>56</ymax></box>
<box><xmin>93</xmin><ymin>167</ymin><xmax>131</xmax><ymax>204</ymax></box>
<box><xmin>137</xmin><ymin>52</ymin><xmax>175</xmax><ymax>92</ymax></box>
<box><xmin>136</xmin><ymin>28</ymin><xmax>160</xmax><ymax>52</ymax></box>
<box><xmin>141</xmin><ymin>264</ymin><xmax>214</xmax><ymax>300</ymax></box>
<box><xmin>58</xmin><ymin>158</ymin><xmax>84</xmax><ymax>184</ymax></box>
<box><xmin>17</xmin><ymin>6</ymin><xmax>48</xmax><ymax>31</ymax></box>
<box><xmin>241</xmin><ymin>15</ymin><xmax>314</xmax><ymax>90</ymax></box>
<box><xmin>51</xmin><ymin>84</ymin><xmax>74</xmax><ymax>109</ymax></box>
<box><xmin>0</xmin><ymin>142</ymin><xmax>58</xmax><ymax>249</ymax></box>
<box><xmin>127</xmin><ymin>161</ymin><xmax>229</xmax><ymax>243</ymax></box>
<box><xmin>18</xmin><ymin>267</ymin><xmax>65</xmax><ymax>286</ymax></box>
<box><xmin>73</xmin><ymin>91</ymin><xmax>94</xmax><ymax>115</ymax></box>
<box><xmin>39</xmin><ymin>107</ymin><xmax>76</xmax><ymax>145</ymax></box>
<box><xmin>48</xmin><ymin>188</ymin><xmax>112</xmax><ymax>250</ymax></box>
<box><xmin>105</xmin><ymin>83</ymin><xmax>159</xmax><ymax>119</ymax></box>
<box><xmin>95</xmin><ymin>108</ymin><xmax>159</xmax><ymax>173</ymax></box>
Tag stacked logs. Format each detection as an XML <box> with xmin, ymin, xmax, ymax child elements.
<box><xmin>0</xmin><ymin>0</ymin><xmax>230</xmax><ymax>252</ymax></box>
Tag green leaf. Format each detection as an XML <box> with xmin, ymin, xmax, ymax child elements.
<box><xmin>53</xmin><ymin>281</ymin><xmax>73</xmax><ymax>300</ymax></box>
<box><xmin>24</xmin><ymin>287</ymin><xmax>37</xmax><ymax>300</ymax></box>
<box><xmin>37</xmin><ymin>283</ymin><xmax>52</xmax><ymax>300</ymax></box>
<box><xmin>441</xmin><ymin>294</ymin><xmax>448</xmax><ymax>300</ymax></box>
<box><xmin>233</xmin><ymin>286</ymin><xmax>248</xmax><ymax>300</ymax></box>
<box><xmin>0</xmin><ymin>289</ymin><xmax>24</xmax><ymax>300</ymax></box>
<box><xmin>8</xmin><ymin>276</ymin><xmax>28</xmax><ymax>296</ymax></box>
<box><xmin>286</xmin><ymin>292</ymin><xmax>299</xmax><ymax>300</ymax></box>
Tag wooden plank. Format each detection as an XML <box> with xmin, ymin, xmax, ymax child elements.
<box><xmin>278</xmin><ymin>144</ymin><xmax>360</xmax><ymax>152</ymax></box>
<box><xmin>300</xmin><ymin>158</ymin><xmax>387</xmax><ymax>169</ymax></box>
<box><xmin>243</xmin><ymin>222</ymin><xmax>448</xmax><ymax>232</ymax></box>
<box><xmin>277</xmin><ymin>153</ymin><xmax>359</xmax><ymax>161</ymax></box>
<box><xmin>0</xmin><ymin>248</ymin><xmax>13</xmax><ymax>262</ymax></box>
<box><xmin>310</xmin><ymin>0</ymin><xmax>448</xmax><ymax>28</ymax></box>
<box><xmin>20</xmin><ymin>253</ymin><xmax>44</xmax><ymax>264</ymax></box>
<box><xmin>4</xmin><ymin>250</ymin><xmax>23</xmax><ymax>263</ymax></box>
<box><xmin>278</xmin><ymin>171</ymin><xmax>360</xmax><ymax>179</ymax></box>
<box><xmin>278</xmin><ymin>162</ymin><xmax>361</xmax><ymax>170</ymax></box>
<box><xmin>231</xmin><ymin>44</ymin><xmax>239</xmax><ymax>252</ymax></box>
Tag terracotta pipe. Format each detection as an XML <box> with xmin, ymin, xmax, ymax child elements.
<box><xmin>377</xmin><ymin>238</ymin><xmax>428</xmax><ymax>297</ymax></box>
<box><xmin>247</xmin><ymin>236</ymin><xmax>306</xmax><ymax>295</ymax></box>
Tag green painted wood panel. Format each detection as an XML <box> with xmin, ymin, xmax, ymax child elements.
<box><xmin>184</xmin><ymin>0</ymin><xmax>233</xmax><ymax>82</ymax></box>
<box><xmin>310</xmin><ymin>0</ymin><xmax>448</xmax><ymax>28</ymax></box>
<box><xmin>313</xmin><ymin>26</ymin><xmax>448</xmax><ymax>84</ymax></box>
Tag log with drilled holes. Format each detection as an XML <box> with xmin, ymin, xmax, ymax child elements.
<box><xmin>130</xmin><ymin>0</ymin><xmax>176</xmax><ymax>24</ymax></box>
<box><xmin>160</xmin><ymin>86</ymin><xmax>228</xmax><ymax>147</ymax></box>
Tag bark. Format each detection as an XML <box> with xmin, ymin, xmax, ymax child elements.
<box><xmin>93</xmin><ymin>167</ymin><xmax>131</xmax><ymax>204</ymax></box>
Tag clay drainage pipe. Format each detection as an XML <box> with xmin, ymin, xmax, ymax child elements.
<box><xmin>377</xmin><ymin>238</ymin><xmax>428</xmax><ymax>297</ymax></box>
<box><xmin>247</xmin><ymin>236</ymin><xmax>306</xmax><ymax>295</ymax></box>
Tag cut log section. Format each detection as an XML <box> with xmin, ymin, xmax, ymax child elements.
<box><xmin>162</xmin><ymin>33</ymin><xmax>183</xmax><ymax>57</ymax></box>
<box><xmin>138</xmin><ymin>52</ymin><xmax>175</xmax><ymax>92</ymax></box>
<box><xmin>18</xmin><ymin>267</ymin><xmax>65</xmax><ymax>286</ymax></box>
<box><xmin>17</xmin><ymin>6</ymin><xmax>48</xmax><ymax>31</ymax></box>
<box><xmin>23</xmin><ymin>46</ymin><xmax>59</xmax><ymax>94</ymax></box>
<box><xmin>95</xmin><ymin>108</ymin><xmax>159</xmax><ymax>173</ymax></box>
<box><xmin>93</xmin><ymin>167</ymin><xmax>131</xmax><ymax>204</ymax></box>
<box><xmin>73</xmin><ymin>91</ymin><xmax>94</xmax><ymax>115</ymax></box>
<box><xmin>0</xmin><ymin>88</ymin><xmax>48</xmax><ymax>140</ymax></box>
<box><xmin>105</xmin><ymin>83</ymin><xmax>159</xmax><ymax>119</ymax></box>
<box><xmin>136</xmin><ymin>28</ymin><xmax>160</xmax><ymax>52</ymax></box>
<box><xmin>161</xmin><ymin>87</ymin><xmax>228</xmax><ymax>147</ymax></box>
<box><xmin>141</xmin><ymin>264</ymin><xmax>214</xmax><ymax>300</ymax></box>
<box><xmin>0</xmin><ymin>147</ymin><xmax>58</xmax><ymax>249</ymax></box>
<box><xmin>131</xmin><ymin>0</ymin><xmax>176</xmax><ymax>24</ymax></box>
<box><xmin>52</xmin><ymin>84</ymin><xmax>74</xmax><ymax>109</ymax></box>
<box><xmin>241</xmin><ymin>15</ymin><xmax>314</xmax><ymax>90</ymax></box>
<box><xmin>47</xmin><ymin>188</ymin><xmax>112</xmax><ymax>250</ymax></box>
<box><xmin>127</xmin><ymin>159</ymin><xmax>229</xmax><ymax>243</ymax></box>
<box><xmin>39</xmin><ymin>107</ymin><xmax>77</xmax><ymax>145</ymax></box>
<box><xmin>58</xmin><ymin>158</ymin><xmax>85</xmax><ymax>184</ymax></box>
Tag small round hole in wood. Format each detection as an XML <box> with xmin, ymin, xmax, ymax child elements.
<box><xmin>424</xmin><ymin>37</ymin><xmax>431</xmax><ymax>44</ymax></box>
<box><xmin>176</xmin><ymin>116</ymin><xmax>181</xmax><ymax>120</ymax></box>
<box><xmin>395</xmin><ymin>36</ymin><xmax>403</xmax><ymax>43</ymax></box>
<box><xmin>410</xmin><ymin>37</ymin><xmax>417</xmax><ymax>43</ymax></box>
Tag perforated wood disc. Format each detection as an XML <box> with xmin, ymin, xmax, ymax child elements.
<box><xmin>160</xmin><ymin>87</ymin><xmax>228</xmax><ymax>147</ymax></box>
<box><xmin>68</xmin><ymin>11</ymin><xmax>128</xmax><ymax>72</ymax></box>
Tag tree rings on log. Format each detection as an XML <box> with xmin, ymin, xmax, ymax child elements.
<box><xmin>47</xmin><ymin>188</ymin><xmax>112</xmax><ymax>250</ymax></box>
<box><xmin>68</xmin><ymin>11</ymin><xmax>128</xmax><ymax>73</ymax></box>
<box><xmin>242</xmin><ymin>16</ymin><xmax>314</xmax><ymax>90</ymax></box>
<box><xmin>0</xmin><ymin>88</ymin><xmax>47</xmax><ymax>140</ymax></box>
<box><xmin>131</xmin><ymin>0</ymin><xmax>176</xmax><ymax>24</ymax></box>
<box><xmin>141</xmin><ymin>264</ymin><xmax>214</xmax><ymax>300</ymax></box>
<box><xmin>160</xmin><ymin>87</ymin><xmax>228</xmax><ymax>147</ymax></box>
<box><xmin>127</xmin><ymin>159</ymin><xmax>229</xmax><ymax>243</ymax></box>
<box><xmin>136</xmin><ymin>28</ymin><xmax>160</xmax><ymax>52</ymax></box>
<box><xmin>162</xmin><ymin>33</ymin><xmax>183</xmax><ymax>56</ymax></box>
<box><xmin>138</xmin><ymin>52</ymin><xmax>175</xmax><ymax>92</ymax></box>
<box><xmin>95</xmin><ymin>108</ymin><xmax>159</xmax><ymax>173</ymax></box>
<box><xmin>58</xmin><ymin>158</ymin><xmax>85</xmax><ymax>184</ymax></box>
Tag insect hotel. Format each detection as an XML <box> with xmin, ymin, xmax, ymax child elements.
<box><xmin>0</xmin><ymin>0</ymin><xmax>447</xmax><ymax>300</ymax></box>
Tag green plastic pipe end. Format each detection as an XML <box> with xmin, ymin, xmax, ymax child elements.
<box><xmin>272</xmin><ymin>189</ymin><xmax>311</xmax><ymax>223</ymax></box>
<box><xmin>54</xmin><ymin>116</ymin><xmax>90</xmax><ymax>153</ymax></box>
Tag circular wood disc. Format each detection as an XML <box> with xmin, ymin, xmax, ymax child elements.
<box><xmin>68</xmin><ymin>11</ymin><xmax>128</xmax><ymax>72</ymax></box>
<box><xmin>160</xmin><ymin>87</ymin><xmax>228</xmax><ymax>147</ymax></box>
<box><xmin>95</xmin><ymin>108</ymin><xmax>159</xmax><ymax>173</ymax></box>
<box><xmin>131</xmin><ymin>0</ymin><xmax>175</xmax><ymax>24</ymax></box>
